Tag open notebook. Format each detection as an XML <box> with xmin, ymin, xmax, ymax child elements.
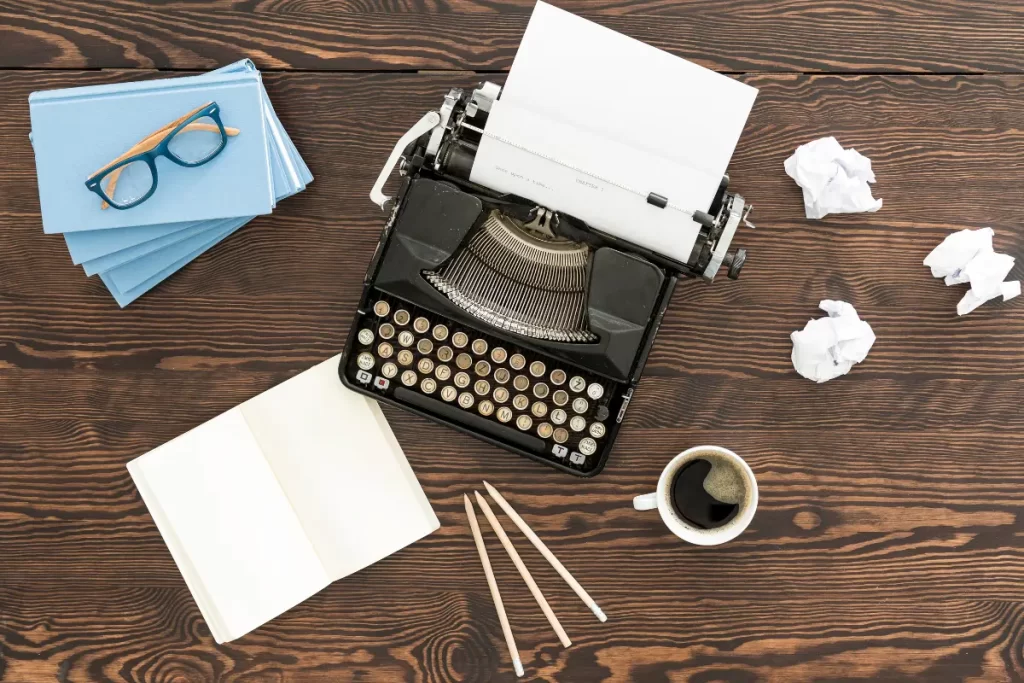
<box><xmin>128</xmin><ymin>355</ymin><xmax>439</xmax><ymax>643</ymax></box>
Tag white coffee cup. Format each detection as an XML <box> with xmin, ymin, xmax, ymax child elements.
<box><xmin>633</xmin><ymin>445</ymin><xmax>758</xmax><ymax>546</ymax></box>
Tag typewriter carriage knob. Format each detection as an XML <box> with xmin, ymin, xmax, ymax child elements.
<box><xmin>722</xmin><ymin>249</ymin><xmax>747</xmax><ymax>280</ymax></box>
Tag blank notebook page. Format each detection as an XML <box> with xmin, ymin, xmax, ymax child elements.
<box><xmin>128</xmin><ymin>409</ymin><xmax>331</xmax><ymax>642</ymax></box>
<box><xmin>242</xmin><ymin>355</ymin><xmax>439</xmax><ymax>580</ymax></box>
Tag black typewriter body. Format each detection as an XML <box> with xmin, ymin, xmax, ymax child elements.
<box><xmin>340</xmin><ymin>83</ymin><xmax>751</xmax><ymax>476</ymax></box>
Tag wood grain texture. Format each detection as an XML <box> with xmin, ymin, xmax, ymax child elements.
<box><xmin>2</xmin><ymin>0</ymin><xmax>1024</xmax><ymax>73</ymax></box>
<box><xmin>2</xmin><ymin>2</ymin><xmax>1024</xmax><ymax>680</ymax></box>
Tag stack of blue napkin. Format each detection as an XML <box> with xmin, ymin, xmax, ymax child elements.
<box><xmin>28</xmin><ymin>60</ymin><xmax>312</xmax><ymax>306</ymax></box>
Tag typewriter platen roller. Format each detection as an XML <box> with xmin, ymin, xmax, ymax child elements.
<box><xmin>341</xmin><ymin>83</ymin><xmax>751</xmax><ymax>476</ymax></box>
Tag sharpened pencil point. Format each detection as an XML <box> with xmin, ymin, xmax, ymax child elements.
<box><xmin>594</xmin><ymin>606</ymin><xmax>608</xmax><ymax>622</ymax></box>
<box><xmin>513</xmin><ymin>657</ymin><xmax>524</xmax><ymax>677</ymax></box>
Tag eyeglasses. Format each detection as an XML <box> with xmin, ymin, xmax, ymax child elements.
<box><xmin>85</xmin><ymin>101</ymin><xmax>239</xmax><ymax>210</ymax></box>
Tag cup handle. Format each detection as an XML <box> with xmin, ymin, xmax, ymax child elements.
<box><xmin>633</xmin><ymin>492</ymin><xmax>658</xmax><ymax>511</ymax></box>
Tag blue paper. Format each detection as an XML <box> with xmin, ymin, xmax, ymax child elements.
<box><xmin>80</xmin><ymin>222</ymin><xmax>222</xmax><ymax>276</ymax></box>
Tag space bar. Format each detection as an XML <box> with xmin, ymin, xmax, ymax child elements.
<box><xmin>395</xmin><ymin>387</ymin><xmax>546</xmax><ymax>453</ymax></box>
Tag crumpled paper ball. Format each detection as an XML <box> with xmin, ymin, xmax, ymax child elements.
<box><xmin>791</xmin><ymin>300</ymin><xmax>876</xmax><ymax>383</ymax></box>
<box><xmin>923</xmin><ymin>227</ymin><xmax>1020</xmax><ymax>315</ymax></box>
<box><xmin>784</xmin><ymin>136</ymin><xmax>883</xmax><ymax>219</ymax></box>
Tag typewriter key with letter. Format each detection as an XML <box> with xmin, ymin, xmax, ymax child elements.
<box><xmin>454</xmin><ymin>372</ymin><xmax>471</xmax><ymax>388</ymax></box>
<box><xmin>569</xmin><ymin>376</ymin><xmax>587</xmax><ymax>392</ymax></box>
<box><xmin>397</xmin><ymin>350</ymin><xmax>414</xmax><ymax>366</ymax></box>
<box><xmin>393</xmin><ymin>309</ymin><xmax>411</xmax><ymax>326</ymax></box>
<box><xmin>553</xmin><ymin>427</ymin><xmax>569</xmax><ymax>444</ymax></box>
<box><xmin>435</xmin><ymin>365</ymin><xmax>452</xmax><ymax>381</ymax></box>
<box><xmin>513</xmin><ymin>375</ymin><xmax>530</xmax><ymax>392</ymax></box>
<box><xmin>572</xmin><ymin>397</ymin><xmax>589</xmax><ymax>414</ymax></box>
<box><xmin>413</xmin><ymin>316</ymin><xmax>430</xmax><ymax>334</ymax></box>
<box><xmin>474</xmin><ymin>379</ymin><xmax>491</xmax><ymax>396</ymax></box>
<box><xmin>456</xmin><ymin>353</ymin><xmax>473</xmax><ymax>370</ymax></box>
<box><xmin>377</xmin><ymin>342</ymin><xmax>394</xmax><ymax>359</ymax></box>
<box><xmin>529</xmin><ymin>360</ymin><xmax>546</xmax><ymax>378</ymax></box>
<box><xmin>587</xmin><ymin>383</ymin><xmax>605</xmax><ymax>400</ymax></box>
<box><xmin>420</xmin><ymin>377</ymin><xmax>437</xmax><ymax>394</ymax></box>
<box><xmin>551</xmin><ymin>408</ymin><xmax>567</xmax><ymax>425</ymax></box>
<box><xmin>441</xmin><ymin>386</ymin><xmax>458</xmax><ymax>402</ymax></box>
<box><xmin>494</xmin><ymin>368</ymin><xmax>510</xmax><ymax>384</ymax></box>
<box><xmin>531</xmin><ymin>402</ymin><xmax>548</xmax><ymax>418</ymax></box>
<box><xmin>452</xmin><ymin>332</ymin><xmax>469</xmax><ymax>348</ymax></box>
<box><xmin>458</xmin><ymin>392</ymin><xmax>475</xmax><ymax>409</ymax></box>
<box><xmin>378</xmin><ymin>323</ymin><xmax>395</xmax><ymax>340</ymax></box>
<box><xmin>496</xmin><ymin>406</ymin><xmax>514</xmax><ymax>423</ymax></box>
<box><xmin>381</xmin><ymin>362</ymin><xmax>398</xmax><ymax>379</ymax></box>
<box><xmin>471</xmin><ymin>339</ymin><xmax>489</xmax><ymax>355</ymax></box>
<box><xmin>398</xmin><ymin>330</ymin><xmax>415</xmax><ymax>347</ymax></box>
<box><xmin>493</xmin><ymin>387</ymin><xmax>509</xmax><ymax>403</ymax></box>
<box><xmin>533</xmin><ymin>383</ymin><xmax>550</xmax><ymax>399</ymax></box>
<box><xmin>491</xmin><ymin>347</ymin><xmax>508</xmax><ymax>364</ymax></box>
<box><xmin>418</xmin><ymin>358</ymin><xmax>434</xmax><ymax>375</ymax></box>
<box><xmin>537</xmin><ymin>422</ymin><xmax>554</xmax><ymax>439</ymax></box>
<box><xmin>401</xmin><ymin>370</ymin><xmax>418</xmax><ymax>387</ymax></box>
<box><xmin>552</xmin><ymin>390</ymin><xmax>569</xmax><ymax>407</ymax></box>
<box><xmin>509</xmin><ymin>354</ymin><xmax>526</xmax><ymax>370</ymax></box>
<box><xmin>550</xmin><ymin>369</ymin><xmax>567</xmax><ymax>385</ymax></box>
<box><xmin>478</xmin><ymin>400</ymin><xmax>495</xmax><ymax>417</ymax></box>
<box><xmin>513</xmin><ymin>394</ymin><xmax>530</xmax><ymax>411</ymax></box>
<box><xmin>437</xmin><ymin>346</ymin><xmax>454</xmax><ymax>363</ymax></box>
<box><xmin>373</xmin><ymin>301</ymin><xmax>391</xmax><ymax>318</ymax></box>
<box><xmin>417</xmin><ymin>338</ymin><xmax>434</xmax><ymax>355</ymax></box>
<box><xmin>475</xmin><ymin>360</ymin><xmax>491</xmax><ymax>377</ymax></box>
<box><xmin>432</xmin><ymin>324</ymin><xmax>449</xmax><ymax>341</ymax></box>
<box><xmin>516</xmin><ymin>415</ymin><xmax>533</xmax><ymax>431</ymax></box>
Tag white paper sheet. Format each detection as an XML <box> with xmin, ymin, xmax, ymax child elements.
<box><xmin>471</xmin><ymin>1</ymin><xmax>757</xmax><ymax>263</ymax></box>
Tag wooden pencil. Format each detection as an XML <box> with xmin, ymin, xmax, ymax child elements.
<box><xmin>474</xmin><ymin>491</ymin><xmax>572</xmax><ymax>648</ymax></box>
<box><xmin>465</xmin><ymin>494</ymin><xmax>524</xmax><ymax>678</ymax></box>
<box><xmin>484</xmin><ymin>480</ymin><xmax>607</xmax><ymax>622</ymax></box>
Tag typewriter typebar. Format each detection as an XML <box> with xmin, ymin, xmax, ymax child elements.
<box><xmin>341</xmin><ymin>83</ymin><xmax>751</xmax><ymax>476</ymax></box>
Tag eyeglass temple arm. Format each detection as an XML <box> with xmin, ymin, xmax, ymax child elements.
<box><xmin>98</xmin><ymin>122</ymin><xmax>240</xmax><ymax>209</ymax></box>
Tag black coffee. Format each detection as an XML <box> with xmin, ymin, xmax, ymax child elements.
<box><xmin>670</xmin><ymin>458</ymin><xmax>740</xmax><ymax>529</ymax></box>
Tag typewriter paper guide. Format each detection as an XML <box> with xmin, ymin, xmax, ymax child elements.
<box><xmin>471</xmin><ymin>1</ymin><xmax>757</xmax><ymax>263</ymax></box>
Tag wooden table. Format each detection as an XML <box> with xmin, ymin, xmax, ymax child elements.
<box><xmin>2</xmin><ymin>2</ymin><xmax>1023</xmax><ymax>681</ymax></box>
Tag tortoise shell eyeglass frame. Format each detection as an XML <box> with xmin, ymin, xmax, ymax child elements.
<box><xmin>84</xmin><ymin>101</ymin><xmax>240</xmax><ymax>210</ymax></box>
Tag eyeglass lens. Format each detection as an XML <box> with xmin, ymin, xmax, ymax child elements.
<box><xmin>167</xmin><ymin>115</ymin><xmax>225</xmax><ymax>164</ymax></box>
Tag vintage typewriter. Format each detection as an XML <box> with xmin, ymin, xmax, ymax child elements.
<box><xmin>339</xmin><ymin>83</ymin><xmax>752</xmax><ymax>476</ymax></box>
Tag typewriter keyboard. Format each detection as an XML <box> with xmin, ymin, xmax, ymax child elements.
<box><xmin>344</xmin><ymin>294</ymin><xmax>624</xmax><ymax>474</ymax></box>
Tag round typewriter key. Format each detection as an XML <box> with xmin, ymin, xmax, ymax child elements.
<box><xmin>549</xmin><ymin>369</ymin><xmax>567</xmax><ymax>386</ymax></box>
<box><xmin>529</xmin><ymin>360</ymin><xmax>546</xmax><ymax>378</ymax></box>
<box><xmin>474</xmin><ymin>360</ymin><xmax>491</xmax><ymax>377</ymax></box>
<box><xmin>513</xmin><ymin>394</ymin><xmax>530</xmax><ymax>411</ymax></box>
<box><xmin>401</xmin><ymin>370</ymin><xmax>418</xmax><ymax>387</ymax></box>
<box><xmin>452</xmin><ymin>332</ymin><xmax>469</xmax><ymax>349</ymax></box>
<box><xmin>493</xmin><ymin>368</ymin><xmax>511</xmax><ymax>384</ymax></box>
<box><xmin>435</xmin><ymin>365</ymin><xmax>452</xmax><ymax>382</ymax></box>
<box><xmin>373</xmin><ymin>301</ymin><xmax>391</xmax><ymax>318</ymax></box>
<box><xmin>595</xmin><ymin>405</ymin><xmax>611</xmax><ymax>422</ymax></box>
<box><xmin>398</xmin><ymin>330</ymin><xmax>415</xmax><ymax>348</ymax></box>
<box><xmin>553</xmin><ymin>427</ymin><xmax>569</xmax><ymax>444</ymax></box>
<box><xmin>572</xmin><ymin>397</ymin><xmax>589</xmax><ymax>414</ymax></box>
<box><xmin>537</xmin><ymin>422</ymin><xmax>554</xmax><ymax>439</ymax></box>
<box><xmin>531</xmin><ymin>401</ymin><xmax>548</xmax><ymax>418</ymax></box>
<box><xmin>478</xmin><ymin>400</ymin><xmax>495</xmax><ymax>417</ymax></box>
<box><xmin>516</xmin><ymin>415</ymin><xmax>533</xmax><ymax>431</ymax></box>
<box><xmin>456</xmin><ymin>353</ymin><xmax>473</xmax><ymax>370</ymax></box>
<box><xmin>378</xmin><ymin>323</ymin><xmax>395</xmax><ymax>340</ymax></box>
<box><xmin>417</xmin><ymin>338</ymin><xmax>434</xmax><ymax>355</ymax></box>
<box><xmin>509</xmin><ymin>354</ymin><xmax>527</xmax><ymax>371</ymax></box>
<box><xmin>471</xmin><ymin>338</ymin><xmax>489</xmax><ymax>356</ymax></box>
<box><xmin>420</xmin><ymin>377</ymin><xmax>437</xmax><ymax>395</ymax></box>
<box><xmin>381</xmin><ymin>362</ymin><xmax>398</xmax><ymax>379</ymax></box>
<box><xmin>587</xmin><ymin>383</ymin><xmax>605</xmax><ymax>400</ymax></box>
<box><xmin>377</xmin><ymin>342</ymin><xmax>394</xmax><ymax>359</ymax></box>
<box><xmin>496</xmin><ymin>406</ymin><xmax>514</xmax><ymax>423</ymax></box>
<box><xmin>432</xmin><ymin>324</ymin><xmax>449</xmax><ymax>342</ymax></box>
<box><xmin>413</xmin><ymin>316</ymin><xmax>430</xmax><ymax>334</ymax></box>
<box><xmin>533</xmin><ymin>383</ymin><xmax>550</xmax><ymax>399</ymax></box>
<box><xmin>454</xmin><ymin>372</ymin><xmax>471</xmax><ymax>388</ymax></box>
<box><xmin>436</xmin><ymin>348</ymin><xmax>453</xmax><ymax>365</ymax></box>
<box><xmin>417</xmin><ymin>358</ymin><xmax>434</xmax><ymax>375</ymax></box>
<box><xmin>358</xmin><ymin>329</ymin><xmax>374</xmax><ymax>345</ymax></box>
<box><xmin>550</xmin><ymin>408</ymin><xmax>567</xmax><ymax>425</ymax></box>
<box><xmin>493</xmin><ymin>387</ymin><xmax>509</xmax><ymax>403</ymax></box>
<box><xmin>513</xmin><ymin>375</ymin><xmax>530</xmax><ymax>392</ymax></box>
<box><xmin>458</xmin><ymin>392</ymin><xmax>475</xmax><ymax>409</ymax></box>
<box><xmin>569</xmin><ymin>375</ymin><xmax>587</xmax><ymax>392</ymax></box>
<box><xmin>589</xmin><ymin>422</ymin><xmax>606</xmax><ymax>439</ymax></box>
<box><xmin>441</xmin><ymin>386</ymin><xmax>458</xmax><ymax>402</ymax></box>
<box><xmin>570</xmin><ymin>415</ymin><xmax>587</xmax><ymax>432</ymax></box>
<box><xmin>397</xmin><ymin>349</ymin><xmax>414</xmax><ymax>366</ymax></box>
<box><xmin>490</xmin><ymin>347</ymin><xmax>508</xmax><ymax>364</ymax></box>
<box><xmin>579</xmin><ymin>437</ymin><xmax>597</xmax><ymax>456</ymax></box>
<box><xmin>552</xmin><ymin>390</ymin><xmax>569</xmax><ymax>407</ymax></box>
<box><xmin>357</xmin><ymin>352</ymin><xmax>375</xmax><ymax>371</ymax></box>
<box><xmin>474</xmin><ymin>379</ymin><xmax>491</xmax><ymax>396</ymax></box>
<box><xmin>393</xmin><ymin>309</ymin><xmax>411</xmax><ymax>326</ymax></box>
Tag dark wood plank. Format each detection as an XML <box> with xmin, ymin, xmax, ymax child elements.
<box><xmin>2</xmin><ymin>0</ymin><xmax>1024</xmax><ymax>73</ymax></box>
<box><xmin>2</xmin><ymin>31</ymin><xmax>1024</xmax><ymax>683</ymax></box>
